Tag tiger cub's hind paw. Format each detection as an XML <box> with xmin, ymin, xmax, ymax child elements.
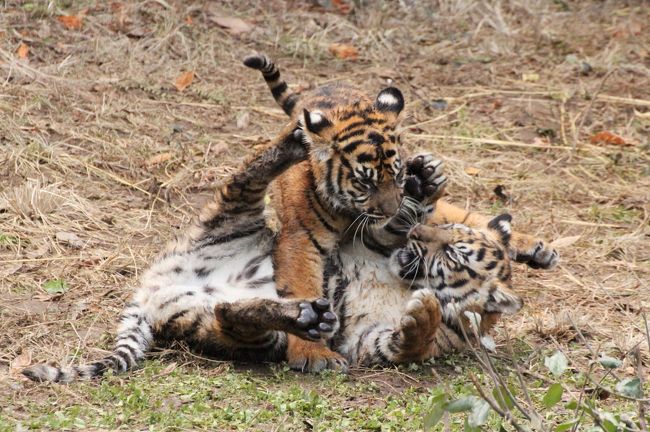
<box><xmin>396</xmin><ymin>289</ymin><xmax>442</xmax><ymax>360</ymax></box>
<box><xmin>512</xmin><ymin>240</ymin><xmax>559</xmax><ymax>269</ymax></box>
<box><xmin>405</xmin><ymin>154</ymin><xmax>447</xmax><ymax>206</ymax></box>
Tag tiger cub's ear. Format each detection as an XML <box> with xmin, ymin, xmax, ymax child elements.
<box><xmin>485</xmin><ymin>281</ymin><xmax>523</xmax><ymax>315</ymax></box>
<box><xmin>302</xmin><ymin>109</ymin><xmax>332</xmax><ymax>136</ymax></box>
<box><xmin>374</xmin><ymin>87</ymin><xmax>404</xmax><ymax>121</ymax></box>
<box><xmin>487</xmin><ymin>213</ymin><xmax>512</xmax><ymax>246</ymax></box>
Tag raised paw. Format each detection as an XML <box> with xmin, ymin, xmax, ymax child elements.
<box><xmin>512</xmin><ymin>240</ymin><xmax>559</xmax><ymax>269</ymax></box>
<box><xmin>397</xmin><ymin>289</ymin><xmax>442</xmax><ymax>358</ymax></box>
<box><xmin>294</xmin><ymin>298</ymin><xmax>338</xmax><ymax>341</ymax></box>
<box><xmin>404</xmin><ymin>154</ymin><xmax>447</xmax><ymax>205</ymax></box>
<box><xmin>287</xmin><ymin>337</ymin><xmax>349</xmax><ymax>373</ymax></box>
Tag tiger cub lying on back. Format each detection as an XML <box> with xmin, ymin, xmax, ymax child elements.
<box><xmin>23</xmin><ymin>127</ymin><xmax>519</xmax><ymax>383</ymax></box>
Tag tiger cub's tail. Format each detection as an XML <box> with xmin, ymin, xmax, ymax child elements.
<box><xmin>243</xmin><ymin>53</ymin><xmax>300</xmax><ymax>116</ymax></box>
<box><xmin>22</xmin><ymin>302</ymin><xmax>152</xmax><ymax>383</ymax></box>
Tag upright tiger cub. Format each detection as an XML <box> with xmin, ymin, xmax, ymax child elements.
<box><xmin>244</xmin><ymin>53</ymin><xmax>558</xmax><ymax>371</ymax></box>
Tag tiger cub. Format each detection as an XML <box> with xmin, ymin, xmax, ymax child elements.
<box><xmin>21</xmin><ymin>126</ymin><xmax>439</xmax><ymax>383</ymax></box>
<box><xmin>334</xmin><ymin>216</ymin><xmax>522</xmax><ymax>366</ymax></box>
<box><xmin>244</xmin><ymin>53</ymin><xmax>558</xmax><ymax>371</ymax></box>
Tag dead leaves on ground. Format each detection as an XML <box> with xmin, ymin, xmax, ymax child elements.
<box><xmin>10</xmin><ymin>351</ymin><xmax>32</xmax><ymax>376</ymax></box>
<box><xmin>589</xmin><ymin>131</ymin><xmax>628</xmax><ymax>146</ymax></box>
<box><xmin>145</xmin><ymin>152</ymin><xmax>173</xmax><ymax>167</ymax></box>
<box><xmin>210</xmin><ymin>16</ymin><xmax>253</xmax><ymax>36</ymax></box>
<box><xmin>57</xmin><ymin>15</ymin><xmax>83</xmax><ymax>30</ymax></box>
<box><xmin>16</xmin><ymin>43</ymin><xmax>29</xmax><ymax>59</ymax></box>
<box><xmin>328</xmin><ymin>43</ymin><xmax>358</xmax><ymax>60</ymax></box>
<box><xmin>174</xmin><ymin>71</ymin><xmax>194</xmax><ymax>92</ymax></box>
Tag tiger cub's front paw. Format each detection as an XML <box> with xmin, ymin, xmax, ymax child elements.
<box><xmin>294</xmin><ymin>298</ymin><xmax>338</xmax><ymax>341</ymax></box>
<box><xmin>404</xmin><ymin>154</ymin><xmax>447</xmax><ymax>206</ymax></box>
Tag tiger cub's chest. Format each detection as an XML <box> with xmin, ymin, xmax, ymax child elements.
<box><xmin>338</xmin><ymin>245</ymin><xmax>413</xmax><ymax>330</ymax></box>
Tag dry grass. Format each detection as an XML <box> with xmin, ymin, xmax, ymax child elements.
<box><xmin>1</xmin><ymin>0</ymin><xmax>649</xmax><ymax>428</ymax></box>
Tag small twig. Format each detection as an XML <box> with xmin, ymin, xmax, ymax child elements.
<box><xmin>633</xmin><ymin>347</ymin><xmax>648</xmax><ymax>432</ymax></box>
<box><xmin>407</xmin><ymin>133</ymin><xmax>572</xmax><ymax>150</ymax></box>
<box><xmin>574</xmin><ymin>68</ymin><xmax>617</xmax><ymax>148</ymax></box>
<box><xmin>503</xmin><ymin>329</ymin><xmax>540</xmax><ymax>418</ymax></box>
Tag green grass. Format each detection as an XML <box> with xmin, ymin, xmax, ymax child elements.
<box><xmin>3</xmin><ymin>348</ymin><xmax>642</xmax><ymax>431</ymax></box>
<box><xmin>3</xmin><ymin>360</ymin><xmax>445</xmax><ymax>431</ymax></box>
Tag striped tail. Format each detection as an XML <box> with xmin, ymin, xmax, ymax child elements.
<box><xmin>243</xmin><ymin>53</ymin><xmax>299</xmax><ymax>116</ymax></box>
<box><xmin>22</xmin><ymin>302</ymin><xmax>152</xmax><ymax>384</ymax></box>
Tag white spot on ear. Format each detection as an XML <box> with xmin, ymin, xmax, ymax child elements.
<box><xmin>377</xmin><ymin>92</ymin><xmax>399</xmax><ymax>107</ymax></box>
<box><xmin>498</xmin><ymin>221</ymin><xmax>511</xmax><ymax>233</ymax></box>
<box><xmin>308</xmin><ymin>111</ymin><xmax>324</xmax><ymax>125</ymax></box>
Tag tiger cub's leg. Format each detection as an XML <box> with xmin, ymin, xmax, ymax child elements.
<box><xmin>184</xmin><ymin>125</ymin><xmax>308</xmax><ymax>250</ymax></box>
<box><xmin>354</xmin><ymin>289</ymin><xmax>442</xmax><ymax>366</ymax></box>
<box><xmin>214</xmin><ymin>298</ymin><xmax>338</xmax><ymax>343</ymax></box>
<box><xmin>428</xmin><ymin>199</ymin><xmax>559</xmax><ymax>269</ymax></box>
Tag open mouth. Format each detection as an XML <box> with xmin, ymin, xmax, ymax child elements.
<box><xmin>397</xmin><ymin>242</ymin><xmax>426</xmax><ymax>279</ymax></box>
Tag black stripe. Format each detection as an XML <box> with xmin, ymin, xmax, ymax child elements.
<box><xmin>283</xmin><ymin>94</ymin><xmax>299</xmax><ymax>115</ymax></box>
<box><xmin>116</xmin><ymin>333</ymin><xmax>140</xmax><ymax>345</ymax></box>
<box><xmin>264</xmin><ymin>69</ymin><xmax>280</xmax><ymax>82</ymax></box>
<box><xmin>356</xmin><ymin>323</ymin><xmax>379</xmax><ymax>357</ymax></box>
<box><xmin>199</xmin><ymin>221</ymin><xmax>266</xmax><ymax>247</ymax></box>
<box><xmin>306</xmin><ymin>190</ymin><xmax>337</xmax><ymax>233</ymax></box>
<box><xmin>361</xmin><ymin>235</ymin><xmax>392</xmax><ymax>257</ymax></box>
<box><xmin>341</xmin><ymin>139</ymin><xmax>364</xmax><ymax>153</ymax></box>
<box><xmin>271</xmin><ymin>82</ymin><xmax>288</xmax><ymax>99</ymax></box>
<box><xmin>337</xmin><ymin>129</ymin><xmax>365</xmax><ymax>144</ymax></box>
<box><xmin>299</xmin><ymin>219</ymin><xmax>327</xmax><ymax>255</ymax></box>
<box><xmin>373</xmin><ymin>336</ymin><xmax>391</xmax><ymax>364</ymax></box>
<box><xmin>160</xmin><ymin>291</ymin><xmax>195</xmax><ymax>309</ymax></box>
<box><xmin>114</xmin><ymin>349</ymin><xmax>135</xmax><ymax>369</ymax></box>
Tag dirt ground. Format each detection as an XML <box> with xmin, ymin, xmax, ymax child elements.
<box><xmin>1</xmin><ymin>0</ymin><xmax>649</xmax><ymax>430</ymax></box>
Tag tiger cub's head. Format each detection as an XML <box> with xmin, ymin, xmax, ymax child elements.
<box><xmin>300</xmin><ymin>87</ymin><xmax>406</xmax><ymax>221</ymax></box>
<box><xmin>390</xmin><ymin>214</ymin><xmax>523</xmax><ymax>329</ymax></box>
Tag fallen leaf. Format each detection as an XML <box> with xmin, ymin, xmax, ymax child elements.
<box><xmin>464</xmin><ymin>166</ymin><xmax>481</xmax><ymax>176</ymax></box>
<box><xmin>185</xmin><ymin>15</ymin><xmax>193</xmax><ymax>25</ymax></box>
<box><xmin>590</xmin><ymin>131</ymin><xmax>627</xmax><ymax>146</ymax></box>
<box><xmin>43</xmin><ymin>279</ymin><xmax>69</xmax><ymax>295</ymax></box>
<box><xmin>58</xmin><ymin>15</ymin><xmax>83</xmax><ymax>30</ymax></box>
<box><xmin>17</xmin><ymin>43</ymin><xmax>29</xmax><ymax>59</ymax></box>
<box><xmin>56</xmin><ymin>231</ymin><xmax>84</xmax><ymax>248</ymax></box>
<box><xmin>550</xmin><ymin>235</ymin><xmax>581</xmax><ymax>249</ymax></box>
<box><xmin>10</xmin><ymin>351</ymin><xmax>32</xmax><ymax>373</ymax></box>
<box><xmin>146</xmin><ymin>152</ymin><xmax>173</xmax><ymax>166</ymax></box>
<box><xmin>174</xmin><ymin>71</ymin><xmax>194</xmax><ymax>92</ymax></box>
<box><xmin>332</xmin><ymin>0</ymin><xmax>352</xmax><ymax>14</ymax></box>
<box><xmin>522</xmin><ymin>72</ymin><xmax>539</xmax><ymax>82</ymax></box>
<box><xmin>328</xmin><ymin>43</ymin><xmax>359</xmax><ymax>60</ymax></box>
<box><xmin>210</xmin><ymin>16</ymin><xmax>252</xmax><ymax>35</ymax></box>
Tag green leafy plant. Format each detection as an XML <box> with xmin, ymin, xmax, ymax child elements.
<box><xmin>423</xmin><ymin>316</ymin><xmax>649</xmax><ymax>432</ymax></box>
